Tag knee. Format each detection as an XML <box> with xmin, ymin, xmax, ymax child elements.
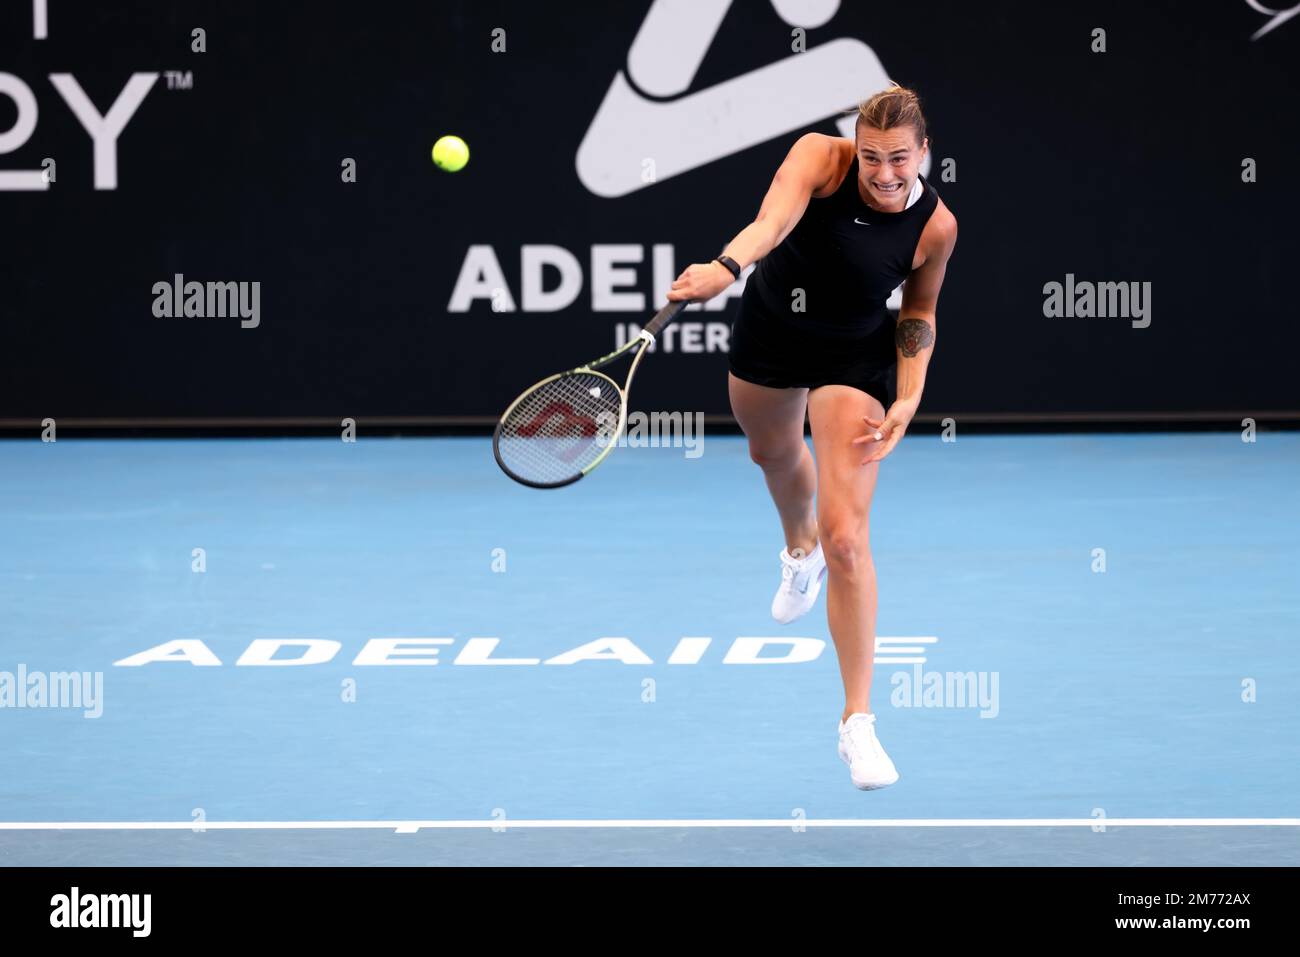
<box><xmin>747</xmin><ymin>439</ymin><xmax>806</xmax><ymax>472</ymax></box>
<box><xmin>820</xmin><ymin>521</ymin><xmax>872</xmax><ymax>575</ymax></box>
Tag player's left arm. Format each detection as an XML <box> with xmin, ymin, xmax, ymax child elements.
<box><xmin>858</xmin><ymin>208</ymin><xmax>957</xmax><ymax>463</ymax></box>
<box><xmin>894</xmin><ymin>210</ymin><xmax>957</xmax><ymax>407</ymax></box>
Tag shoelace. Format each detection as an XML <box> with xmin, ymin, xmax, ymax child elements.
<box><xmin>778</xmin><ymin>550</ymin><xmax>805</xmax><ymax>591</ymax></box>
<box><xmin>842</xmin><ymin>719</ymin><xmax>880</xmax><ymax>762</ymax></box>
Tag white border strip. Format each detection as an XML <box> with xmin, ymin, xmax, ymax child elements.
<box><xmin>0</xmin><ymin>819</ymin><xmax>1296</xmax><ymax>833</ymax></box>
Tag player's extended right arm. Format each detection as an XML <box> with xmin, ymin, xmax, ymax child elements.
<box><xmin>666</xmin><ymin>133</ymin><xmax>836</xmax><ymax>303</ymax></box>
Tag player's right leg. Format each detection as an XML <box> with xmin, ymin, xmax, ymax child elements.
<box><xmin>727</xmin><ymin>372</ymin><xmax>826</xmax><ymax>623</ymax></box>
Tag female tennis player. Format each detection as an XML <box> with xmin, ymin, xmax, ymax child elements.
<box><xmin>666</xmin><ymin>85</ymin><xmax>957</xmax><ymax>790</ymax></box>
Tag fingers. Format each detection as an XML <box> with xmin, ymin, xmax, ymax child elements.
<box><xmin>862</xmin><ymin>415</ymin><xmax>887</xmax><ymax>440</ymax></box>
<box><xmin>862</xmin><ymin>430</ymin><xmax>904</xmax><ymax>464</ymax></box>
<box><xmin>666</xmin><ymin>266</ymin><xmax>727</xmax><ymax>303</ymax></box>
<box><xmin>856</xmin><ymin>414</ymin><xmax>904</xmax><ymax>463</ymax></box>
<box><xmin>851</xmin><ymin>422</ymin><xmax>890</xmax><ymax>449</ymax></box>
<box><xmin>668</xmin><ymin>273</ymin><xmax>701</xmax><ymax>300</ymax></box>
<box><xmin>850</xmin><ymin>430</ymin><xmax>885</xmax><ymax>446</ymax></box>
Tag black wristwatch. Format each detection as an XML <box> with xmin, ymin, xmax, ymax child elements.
<box><xmin>713</xmin><ymin>254</ymin><xmax>742</xmax><ymax>281</ymax></box>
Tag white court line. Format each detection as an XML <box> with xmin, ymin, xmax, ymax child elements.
<box><xmin>0</xmin><ymin>818</ymin><xmax>1296</xmax><ymax>833</ymax></box>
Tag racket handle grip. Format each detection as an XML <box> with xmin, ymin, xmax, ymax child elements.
<box><xmin>643</xmin><ymin>299</ymin><xmax>691</xmax><ymax>338</ymax></box>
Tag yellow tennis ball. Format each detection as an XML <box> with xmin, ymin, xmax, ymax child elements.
<box><xmin>432</xmin><ymin>135</ymin><xmax>469</xmax><ymax>172</ymax></box>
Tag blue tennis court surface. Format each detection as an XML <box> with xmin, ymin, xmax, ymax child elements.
<box><xmin>1</xmin><ymin>433</ymin><xmax>1297</xmax><ymax>865</ymax></box>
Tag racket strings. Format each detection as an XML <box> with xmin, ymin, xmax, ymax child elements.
<box><xmin>496</xmin><ymin>372</ymin><xmax>623</xmax><ymax>486</ymax></box>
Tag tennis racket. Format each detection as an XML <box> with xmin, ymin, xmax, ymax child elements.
<box><xmin>493</xmin><ymin>299</ymin><xmax>692</xmax><ymax>488</ymax></box>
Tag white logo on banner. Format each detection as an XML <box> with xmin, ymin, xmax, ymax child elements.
<box><xmin>576</xmin><ymin>0</ymin><xmax>929</xmax><ymax>198</ymax></box>
<box><xmin>1244</xmin><ymin>1</ymin><xmax>1300</xmax><ymax>39</ymax></box>
<box><xmin>1</xmin><ymin>1</ymin><xmax>159</xmax><ymax>191</ymax></box>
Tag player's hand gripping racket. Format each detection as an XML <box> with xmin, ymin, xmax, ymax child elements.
<box><xmin>493</xmin><ymin>299</ymin><xmax>692</xmax><ymax>488</ymax></box>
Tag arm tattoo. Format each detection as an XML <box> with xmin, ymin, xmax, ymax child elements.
<box><xmin>896</xmin><ymin>317</ymin><xmax>934</xmax><ymax>358</ymax></box>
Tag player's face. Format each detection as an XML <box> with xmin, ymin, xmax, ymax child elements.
<box><xmin>855</xmin><ymin>124</ymin><xmax>927</xmax><ymax>209</ymax></box>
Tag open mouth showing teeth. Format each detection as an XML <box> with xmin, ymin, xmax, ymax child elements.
<box><xmin>873</xmin><ymin>182</ymin><xmax>903</xmax><ymax>192</ymax></box>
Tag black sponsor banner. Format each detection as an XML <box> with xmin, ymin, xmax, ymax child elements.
<box><xmin>2</xmin><ymin>1</ymin><xmax>1297</xmax><ymax>425</ymax></box>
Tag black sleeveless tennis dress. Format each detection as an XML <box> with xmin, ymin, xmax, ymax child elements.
<box><xmin>729</xmin><ymin>159</ymin><xmax>941</xmax><ymax>410</ymax></box>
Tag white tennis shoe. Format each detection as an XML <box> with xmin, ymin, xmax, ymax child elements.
<box><xmin>837</xmin><ymin>712</ymin><xmax>900</xmax><ymax>790</ymax></box>
<box><xmin>771</xmin><ymin>541</ymin><xmax>827</xmax><ymax>624</ymax></box>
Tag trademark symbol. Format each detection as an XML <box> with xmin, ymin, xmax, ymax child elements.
<box><xmin>165</xmin><ymin>71</ymin><xmax>193</xmax><ymax>91</ymax></box>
